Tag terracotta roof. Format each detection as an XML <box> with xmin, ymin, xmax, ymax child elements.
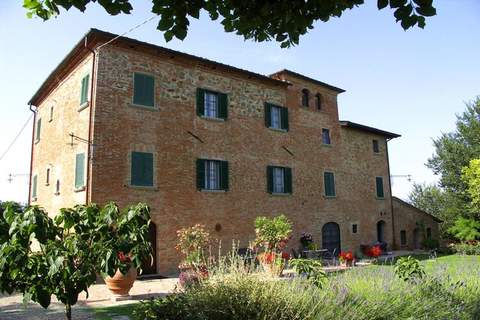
<box><xmin>339</xmin><ymin>121</ymin><xmax>401</xmax><ymax>139</ymax></box>
<box><xmin>270</xmin><ymin>69</ymin><xmax>345</xmax><ymax>93</ymax></box>
<box><xmin>28</xmin><ymin>28</ymin><xmax>290</xmax><ymax>106</ymax></box>
<box><xmin>392</xmin><ymin>197</ymin><xmax>443</xmax><ymax>223</ymax></box>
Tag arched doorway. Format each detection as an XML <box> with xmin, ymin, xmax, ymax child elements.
<box><xmin>377</xmin><ymin>220</ymin><xmax>386</xmax><ymax>243</ymax></box>
<box><xmin>322</xmin><ymin>222</ymin><xmax>341</xmax><ymax>255</ymax></box>
<box><xmin>142</xmin><ymin>222</ymin><xmax>157</xmax><ymax>274</ymax></box>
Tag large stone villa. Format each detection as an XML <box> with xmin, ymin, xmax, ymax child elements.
<box><xmin>27</xmin><ymin>29</ymin><xmax>441</xmax><ymax>275</ymax></box>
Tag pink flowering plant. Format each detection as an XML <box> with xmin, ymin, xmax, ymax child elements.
<box><xmin>176</xmin><ymin>224</ymin><xmax>210</xmax><ymax>268</ymax></box>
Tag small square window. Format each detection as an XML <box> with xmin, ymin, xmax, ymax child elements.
<box><xmin>322</xmin><ymin>129</ymin><xmax>331</xmax><ymax>145</ymax></box>
<box><xmin>373</xmin><ymin>140</ymin><xmax>380</xmax><ymax>153</ymax></box>
<box><xmin>352</xmin><ymin>224</ymin><xmax>358</xmax><ymax>234</ymax></box>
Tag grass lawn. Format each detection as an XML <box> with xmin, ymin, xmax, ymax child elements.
<box><xmin>92</xmin><ymin>303</ymin><xmax>137</xmax><ymax>320</ymax></box>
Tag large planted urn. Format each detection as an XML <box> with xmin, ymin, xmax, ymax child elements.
<box><xmin>104</xmin><ymin>267</ymin><xmax>137</xmax><ymax>297</ymax></box>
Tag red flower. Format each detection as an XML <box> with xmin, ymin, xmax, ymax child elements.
<box><xmin>366</xmin><ymin>245</ymin><xmax>382</xmax><ymax>258</ymax></box>
<box><xmin>117</xmin><ymin>251</ymin><xmax>131</xmax><ymax>263</ymax></box>
<box><xmin>339</xmin><ymin>251</ymin><xmax>354</xmax><ymax>261</ymax></box>
<box><xmin>281</xmin><ymin>252</ymin><xmax>290</xmax><ymax>260</ymax></box>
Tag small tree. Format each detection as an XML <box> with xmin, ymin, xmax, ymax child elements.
<box><xmin>0</xmin><ymin>202</ymin><xmax>152</xmax><ymax>320</ymax></box>
<box><xmin>253</xmin><ymin>215</ymin><xmax>292</xmax><ymax>253</ymax></box>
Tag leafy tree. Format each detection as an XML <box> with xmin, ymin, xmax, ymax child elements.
<box><xmin>0</xmin><ymin>202</ymin><xmax>152</xmax><ymax>320</ymax></box>
<box><xmin>408</xmin><ymin>183</ymin><xmax>466</xmax><ymax>237</ymax></box>
<box><xmin>408</xmin><ymin>183</ymin><xmax>445</xmax><ymax>218</ymax></box>
<box><xmin>427</xmin><ymin>97</ymin><xmax>480</xmax><ymax>200</ymax></box>
<box><xmin>448</xmin><ymin>217</ymin><xmax>480</xmax><ymax>242</ymax></box>
<box><xmin>22</xmin><ymin>0</ymin><xmax>437</xmax><ymax>47</ymax></box>
<box><xmin>462</xmin><ymin>159</ymin><xmax>480</xmax><ymax>213</ymax></box>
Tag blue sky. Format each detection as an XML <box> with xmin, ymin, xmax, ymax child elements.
<box><xmin>0</xmin><ymin>0</ymin><xmax>479</xmax><ymax>203</ymax></box>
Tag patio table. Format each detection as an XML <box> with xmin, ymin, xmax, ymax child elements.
<box><xmin>302</xmin><ymin>249</ymin><xmax>328</xmax><ymax>259</ymax></box>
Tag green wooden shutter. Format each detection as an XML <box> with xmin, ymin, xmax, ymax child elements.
<box><xmin>220</xmin><ymin>161</ymin><xmax>229</xmax><ymax>190</ymax></box>
<box><xmin>264</xmin><ymin>103</ymin><xmax>271</xmax><ymax>128</ymax></box>
<box><xmin>324</xmin><ymin>172</ymin><xmax>335</xmax><ymax>197</ymax></box>
<box><xmin>32</xmin><ymin>175</ymin><xmax>37</xmax><ymax>198</ymax></box>
<box><xmin>131</xmin><ymin>152</ymin><xmax>153</xmax><ymax>186</ymax></box>
<box><xmin>376</xmin><ymin>177</ymin><xmax>384</xmax><ymax>198</ymax></box>
<box><xmin>80</xmin><ymin>74</ymin><xmax>90</xmax><ymax>105</ymax></box>
<box><xmin>284</xmin><ymin>167</ymin><xmax>292</xmax><ymax>194</ymax></box>
<box><xmin>196</xmin><ymin>88</ymin><xmax>205</xmax><ymax>116</ymax></box>
<box><xmin>36</xmin><ymin>118</ymin><xmax>42</xmax><ymax>141</ymax></box>
<box><xmin>218</xmin><ymin>93</ymin><xmax>228</xmax><ymax>120</ymax></box>
<box><xmin>281</xmin><ymin>107</ymin><xmax>289</xmax><ymax>131</ymax></box>
<box><xmin>75</xmin><ymin>153</ymin><xmax>85</xmax><ymax>188</ymax></box>
<box><xmin>133</xmin><ymin>73</ymin><xmax>155</xmax><ymax>107</ymax></box>
<box><xmin>266</xmin><ymin>166</ymin><xmax>274</xmax><ymax>193</ymax></box>
<box><xmin>196</xmin><ymin>159</ymin><xmax>205</xmax><ymax>190</ymax></box>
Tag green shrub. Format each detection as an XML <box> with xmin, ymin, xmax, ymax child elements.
<box><xmin>422</xmin><ymin>238</ymin><xmax>440</xmax><ymax>250</ymax></box>
<box><xmin>394</xmin><ymin>256</ymin><xmax>425</xmax><ymax>282</ymax></box>
<box><xmin>289</xmin><ymin>258</ymin><xmax>327</xmax><ymax>288</ymax></box>
<box><xmin>452</xmin><ymin>241</ymin><xmax>480</xmax><ymax>255</ymax></box>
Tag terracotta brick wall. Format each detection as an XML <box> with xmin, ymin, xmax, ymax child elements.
<box><xmin>30</xmin><ymin>55</ymin><xmax>93</xmax><ymax>216</ymax></box>
<box><xmin>89</xmin><ymin>45</ymin><xmax>394</xmax><ymax>275</ymax></box>
<box><xmin>393</xmin><ymin>198</ymin><xmax>440</xmax><ymax>250</ymax></box>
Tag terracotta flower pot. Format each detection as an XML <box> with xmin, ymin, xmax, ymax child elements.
<box><xmin>104</xmin><ymin>267</ymin><xmax>137</xmax><ymax>297</ymax></box>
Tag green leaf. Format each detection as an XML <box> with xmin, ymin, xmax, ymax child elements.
<box><xmin>377</xmin><ymin>0</ymin><xmax>388</xmax><ymax>10</ymax></box>
<box><xmin>415</xmin><ymin>5</ymin><xmax>436</xmax><ymax>17</ymax></box>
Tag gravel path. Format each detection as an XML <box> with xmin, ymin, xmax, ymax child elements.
<box><xmin>0</xmin><ymin>278</ymin><xmax>178</xmax><ymax>320</ymax></box>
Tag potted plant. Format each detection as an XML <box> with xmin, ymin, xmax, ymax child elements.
<box><xmin>176</xmin><ymin>224</ymin><xmax>210</xmax><ymax>288</ymax></box>
<box><xmin>93</xmin><ymin>202</ymin><xmax>153</xmax><ymax>298</ymax></box>
<box><xmin>339</xmin><ymin>251</ymin><xmax>355</xmax><ymax>267</ymax></box>
<box><xmin>300</xmin><ymin>232</ymin><xmax>314</xmax><ymax>250</ymax></box>
<box><xmin>253</xmin><ymin>215</ymin><xmax>292</xmax><ymax>276</ymax></box>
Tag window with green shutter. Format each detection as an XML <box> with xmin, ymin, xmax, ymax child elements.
<box><xmin>131</xmin><ymin>152</ymin><xmax>154</xmax><ymax>186</ymax></box>
<box><xmin>80</xmin><ymin>74</ymin><xmax>90</xmax><ymax>106</ymax></box>
<box><xmin>265</xmin><ymin>103</ymin><xmax>288</xmax><ymax>131</ymax></box>
<box><xmin>196</xmin><ymin>88</ymin><xmax>227</xmax><ymax>120</ymax></box>
<box><xmin>324</xmin><ymin>172</ymin><xmax>336</xmax><ymax>197</ymax></box>
<box><xmin>35</xmin><ymin>118</ymin><xmax>42</xmax><ymax>142</ymax></box>
<box><xmin>196</xmin><ymin>159</ymin><xmax>228</xmax><ymax>191</ymax></box>
<box><xmin>266</xmin><ymin>165</ymin><xmax>292</xmax><ymax>194</ymax></box>
<box><xmin>75</xmin><ymin>153</ymin><xmax>85</xmax><ymax>189</ymax></box>
<box><xmin>376</xmin><ymin>177</ymin><xmax>385</xmax><ymax>198</ymax></box>
<box><xmin>32</xmin><ymin>175</ymin><xmax>38</xmax><ymax>199</ymax></box>
<box><xmin>133</xmin><ymin>73</ymin><xmax>155</xmax><ymax>107</ymax></box>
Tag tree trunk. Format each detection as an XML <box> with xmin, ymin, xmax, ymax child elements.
<box><xmin>65</xmin><ymin>303</ymin><xmax>72</xmax><ymax>320</ymax></box>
